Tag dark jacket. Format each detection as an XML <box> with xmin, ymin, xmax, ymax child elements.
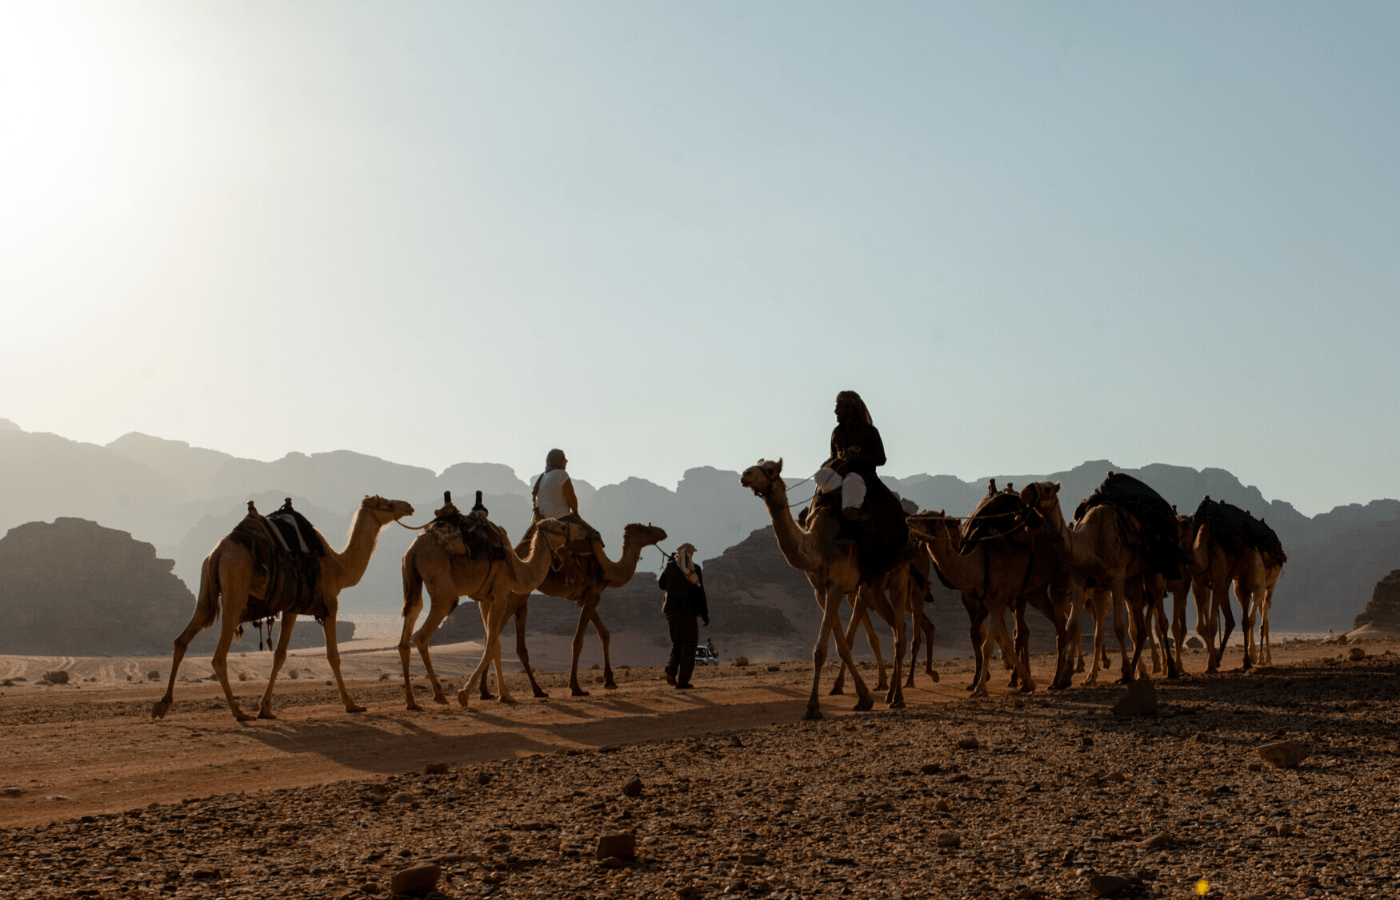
<box><xmin>827</xmin><ymin>421</ymin><xmax>887</xmax><ymax>480</ymax></box>
<box><xmin>659</xmin><ymin>561</ymin><xmax>709</xmax><ymax>621</ymax></box>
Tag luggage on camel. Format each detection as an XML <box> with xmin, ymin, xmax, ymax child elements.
<box><xmin>958</xmin><ymin>480</ymin><xmax>1038</xmax><ymax>554</ymax></box>
<box><xmin>228</xmin><ymin>498</ymin><xmax>328</xmax><ymax>636</ymax></box>
<box><xmin>1191</xmin><ymin>497</ymin><xmax>1287</xmax><ymax>563</ymax></box>
<box><xmin>1074</xmin><ymin>472</ymin><xmax>1190</xmax><ymax>579</ymax></box>
<box><xmin>426</xmin><ymin>491</ymin><xmax>510</xmax><ymax>562</ymax></box>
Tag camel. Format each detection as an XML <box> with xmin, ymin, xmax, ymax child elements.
<box><xmin>152</xmin><ymin>495</ymin><xmax>415</xmax><ymax>722</ymax></box>
<box><xmin>741</xmin><ymin>458</ymin><xmax>877</xmax><ymax>719</ymax></box>
<box><xmin>1020</xmin><ymin>480</ymin><xmax>1179</xmax><ymax>684</ymax></box>
<box><xmin>397</xmin><ymin>516</ymin><xmax>572</xmax><ymax>710</ymax></box>
<box><xmin>499</xmin><ymin>521</ymin><xmax>668</xmax><ymax>698</ymax></box>
<box><xmin>1181</xmin><ymin>501</ymin><xmax>1274</xmax><ymax>672</ymax></box>
<box><xmin>906</xmin><ymin>509</ymin><xmax>1073</xmax><ymax>695</ymax></box>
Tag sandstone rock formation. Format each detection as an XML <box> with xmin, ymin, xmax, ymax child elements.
<box><xmin>1354</xmin><ymin>569</ymin><xmax>1400</xmax><ymax>632</ymax></box>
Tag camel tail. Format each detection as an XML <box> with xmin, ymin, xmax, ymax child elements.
<box><xmin>401</xmin><ymin>548</ymin><xmax>423</xmax><ymax>618</ymax></box>
<box><xmin>197</xmin><ymin>549</ymin><xmax>223</xmax><ymax>627</ymax></box>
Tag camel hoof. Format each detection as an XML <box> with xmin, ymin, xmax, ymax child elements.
<box><xmin>233</xmin><ymin>711</ymin><xmax>255</xmax><ymax>723</ymax></box>
<box><xmin>854</xmin><ymin>696</ymin><xmax>874</xmax><ymax>712</ymax></box>
<box><xmin>257</xmin><ymin>709</ymin><xmax>277</xmax><ymax>720</ymax></box>
<box><xmin>532</xmin><ymin>689</ymin><xmax>550</xmax><ymax>699</ymax></box>
<box><xmin>828</xmin><ymin>686</ymin><xmax>845</xmax><ymax>696</ymax></box>
<box><xmin>803</xmin><ymin>707</ymin><xmax>824</xmax><ymax>721</ymax></box>
<box><xmin>604</xmin><ymin>682</ymin><xmax>618</xmax><ymax>690</ymax></box>
<box><xmin>345</xmin><ymin>704</ymin><xmax>366</xmax><ymax>714</ymax></box>
<box><xmin>432</xmin><ymin>694</ymin><xmax>449</xmax><ymax>706</ymax></box>
<box><xmin>498</xmin><ymin>695</ymin><xmax>518</xmax><ymax>705</ymax></box>
<box><xmin>151</xmin><ymin>700</ymin><xmax>171</xmax><ymax>720</ymax></box>
<box><xmin>571</xmin><ymin>688</ymin><xmax>590</xmax><ymax>697</ymax></box>
<box><xmin>930</xmin><ymin>671</ymin><xmax>940</xmax><ymax>683</ymax></box>
<box><xmin>456</xmin><ymin>690</ymin><xmax>471</xmax><ymax>708</ymax></box>
<box><xmin>888</xmin><ymin>699</ymin><xmax>906</xmax><ymax>710</ymax></box>
<box><xmin>406</xmin><ymin>701</ymin><xmax>423</xmax><ymax>712</ymax></box>
<box><xmin>480</xmin><ymin>692</ymin><xmax>495</xmax><ymax>701</ymax></box>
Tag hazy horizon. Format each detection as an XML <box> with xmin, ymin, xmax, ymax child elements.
<box><xmin>3</xmin><ymin>2</ymin><xmax>1396</xmax><ymax>519</ymax></box>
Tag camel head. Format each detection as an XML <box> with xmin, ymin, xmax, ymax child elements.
<box><xmin>360</xmin><ymin>495</ymin><xmax>415</xmax><ymax>523</ymax></box>
<box><xmin>1018</xmin><ymin>481</ymin><xmax>1061</xmax><ymax>515</ymax></box>
<box><xmin>623</xmin><ymin>522</ymin><xmax>668</xmax><ymax>547</ymax></box>
<box><xmin>905</xmin><ymin>509</ymin><xmax>958</xmax><ymax>544</ymax></box>
<box><xmin>739</xmin><ymin>458</ymin><xmax>784</xmax><ymax>496</ymax></box>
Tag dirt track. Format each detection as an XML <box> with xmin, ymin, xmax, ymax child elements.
<box><xmin>2</xmin><ymin>638</ymin><xmax>1398</xmax><ymax>899</ymax></box>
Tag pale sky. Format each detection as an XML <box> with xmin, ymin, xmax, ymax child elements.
<box><xmin>2</xmin><ymin>1</ymin><xmax>1397</xmax><ymax>517</ymax></box>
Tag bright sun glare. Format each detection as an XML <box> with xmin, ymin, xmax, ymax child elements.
<box><xmin>0</xmin><ymin>5</ymin><xmax>140</xmax><ymax>243</ymax></box>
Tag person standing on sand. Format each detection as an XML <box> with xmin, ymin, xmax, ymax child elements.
<box><xmin>660</xmin><ymin>542</ymin><xmax>709</xmax><ymax>689</ymax></box>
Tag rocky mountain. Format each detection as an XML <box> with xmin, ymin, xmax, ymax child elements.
<box><xmin>2</xmin><ymin>419</ymin><xmax>1397</xmax><ymax>637</ymax></box>
<box><xmin>0</xmin><ymin>517</ymin><xmax>352</xmax><ymax>656</ymax></box>
<box><xmin>1356</xmin><ymin>570</ymin><xmax>1400</xmax><ymax>632</ymax></box>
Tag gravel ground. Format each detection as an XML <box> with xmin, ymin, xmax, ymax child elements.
<box><xmin>1</xmin><ymin>641</ymin><xmax>1397</xmax><ymax>900</ymax></box>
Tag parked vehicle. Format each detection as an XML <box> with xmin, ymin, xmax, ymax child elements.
<box><xmin>694</xmin><ymin>647</ymin><xmax>719</xmax><ymax>666</ymax></box>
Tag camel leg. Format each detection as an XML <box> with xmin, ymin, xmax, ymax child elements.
<box><xmin>397</xmin><ymin>589</ymin><xmax>428</xmax><ymax>711</ymax></box>
<box><xmin>905</xmin><ymin>610</ymin><xmax>923</xmax><ymax>689</ymax></box>
<box><xmin>1216</xmin><ymin>582</ymin><xmax>1237</xmax><ymax>671</ymax></box>
<box><xmin>970</xmin><ymin>609</ymin><xmax>1003</xmax><ymax>698</ymax></box>
<box><xmin>567</xmin><ymin>599</ymin><xmax>597</xmax><ymax>697</ymax></box>
<box><xmin>863</xmin><ymin>609</ymin><xmax>889</xmax><ymax>694</ymax></box>
<box><xmin>1236</xmin><ymin>578</ymin><xmax>1255</xmax><ymax>672</ymax></box>
<box><xmin>1121</xmin><ymin>580</ymin><xmax>1150</xmax><ymax>684</ymax></box>
<box><xmin>489</xmin><ymin>612</ymin><xmax>517</xmax><ymax>704</ymax></box>
<box><xmin>587</xmin><ymin>607</ymin><xmax>618</xmax><ymax>690</ymax></box>
<box><xmin>921</xmin><ymin>610</ymin><xmax>938</xmax><ymax>680</ymax></box>
<box><xmin>1147</xmin><ymin>575</ymin><xmax>1179</xmax><ymax>679</ymax></box>
<box><xmin>1010</xmin><ymin>599</ymin><xmax>1034</xmax><ymax>692</ymax></box>
<box><xmin>1171</xmin><ymin>583</ymin><xmax>1188</xmax><ymax>675</ymax></box>
<box><xmin>209</xmin><ymin>619</ymin><xmax>254</xmax><ymax>723</ymax></box>
<box><xmin>1194</xmin><ymin>577</ymin><xmax>1218</xmax><ymax>672</ymax></box>
<box><xmin>829</xmin><ymin>595</ymin><xmax>860</xmax><ymax>696</ymax></box>
<box><xmin>829</xmin><ymin>591</ymin><xmax>873</xmax><ymax>713</ymax></box>
<box><xmin>460</xmin><ymin>600</ymin><xmax>511</xmax><ymax>707</ymax></box>
<box><xmin>252</xmin><ymin>615</ymin><xmax>297</xmax><ymax>718</ymax></box>
<box><xmin>1085</xmin><ymin>587</ymin><xmax>1110</xmax><ymax>686</ymax></box>
<box><xmin>152</xmin><ymin>555</ymin><xmax>223</xmax><ymax>720</ymax></box>
<box><xmin>887</xmin><ymin>587</ymin><xmax>907</xmax><ymax>709</ymax></box>
<box><xmin>512</xmin><ymin>601</ymin><xmax>550</xmax><ymax>699</ymax></box>
<box><xmin>1107</xmin><ymin>584</ymin><xmax>1135</xmax><ymax>684</ymax></box>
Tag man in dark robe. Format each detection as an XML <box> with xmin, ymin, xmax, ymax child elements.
<box><xmin>659</xmin><ymin>542</ymin><xmax>709</xmax><ymax>690</ymax></box>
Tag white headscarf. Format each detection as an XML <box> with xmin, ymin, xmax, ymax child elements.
<box><xmin>675</xmin><ymin>542</ymin><xmax>701</xmax><ymax>586</ymax></box>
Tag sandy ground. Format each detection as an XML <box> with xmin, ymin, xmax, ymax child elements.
<box><xmin>1</xmin><ymin>632</ymin><xmax>1397</xmax><ymax>899</ymax></box>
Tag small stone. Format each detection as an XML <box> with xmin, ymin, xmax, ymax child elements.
<box><xmin>1348</xmin><ymin>647</ymin><xmax>1366</xmax><ymax>661</ymax></box>
<box><xmin>1135</xmin><ymin>868</ymin><xmax>1157</xmax><ymax>882</ymax></box>
<box><xmin>738</xmin><ymin>853</ymin><xmax>766</xmax><ymax>865</ymax></box>
<box><xmin>389</xmin><ymin>864</ymin><xmax>440</xmax><ymax>894</ymax></box>
<box><xmin>933</xmin><ymin>799</ymin><xmax>951</xmax><ymax>812</ymax></box>
<box><xmin>1111</xmin><ymin>677</ymin><xmax>1158</xmax><ymax>717</ymax></box>
<box><xmin>424</xmin><ymin>762</ymin><xmax>450</xmax><ymax>775</ymax></box>
<box><xmin>477</xmin><ymin>772</ymin><xmax>493</xmax><ymax>786</ymax></box>
<box><xmin>935</xmin><ymin>831</ymin><xmax>961</xmax><ymax>848</ymax></box>
<box><xmin>920</xmin><ymin>763</ymin><xmax>942</xmax><ymax>775</ymax></box>
<box><xmin>1257</xmin><ymin>740</ymin><xmax>1309</xmax><ymax>769</ymax></box>
<box><xmin>389</xmin><ymin>791</ymin><xmax>416</xmax><ymax>804</ymax></box>
<box><xmin>1277</xmin><ymin>821</ymin><xmax>1295</xmax><ymax>837</ymax></box>
<box><xmin>188</xmin><ymin>867</ymin><xmax>219</xmax><ymax>880</ymax></box>
<box><xmin>595</xmin><ymin>833</ymin><xmax>636</xmax><ymax>859</ymax></box>
<box><xmin>1136</xmin><ymin>832</ymin><xmax>1171</xmax><ymax>849</ymax></box>
<box><xmin>957</xmin><ymin>736</ymin><xmax>979</xmax><ymax>750</ymax></box>
<box><xmin>2</xmin><ymin>787</ymin><xmax>21</xmax><ymax>798</ymax></box>
<box><xmin>733</xmin><ymin>657</ymin><xmax>750</xmax><ymax>667</ymax></box>
<box><xmin>1086</xmin><ymin>873</ymin><xmax>1133</xmax><ymax>897</ymax></box>
<box><xmin>622</xmin><ymin>776</ymin><xmax>643</xmax><ymax>798</ymax></box>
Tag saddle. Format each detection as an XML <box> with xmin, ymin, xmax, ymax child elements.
<box><xmin>228</xmin><ymin>498</ymin><xmax>328</xmax><ymax>628</ymax></box>
<box><xmin>1075</xmin><ymin>472</ymin><xmax>1190</xmax><ymax>579</ymax></box>
<box><xmin>807</xmin><ymin>478</ymin><xmax>909</xmax><ymax>582</ymax></box>
<box><xmin>1191</xmin><ymin>497</ymin><xmax>1287</xmax><ymax>564</ymax></box>
<box><xmin>427</xmin><ymin>491</ymin><xmax>509</xmax><ymax>561</ymax></box>
<box><xmin>516</xmin><ymin>514</ymin><xmax>601</xmax><ymax>586</ymax></box>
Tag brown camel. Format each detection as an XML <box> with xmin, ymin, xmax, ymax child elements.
<box><xmin>906</xmin><ymin>509</ymin><xmax>1073</xmax><ymax>694</ymax></box>
<box><xmin>397</xmin><ymin>516</ymin><xmax>572</xmax><ymax>710</ymax></box>
<box><xmin>152</xmin><ymin>495</ymin><xmax>415</xmax><ymax>722</ymax></box>
<box><xmin>1020</xmin><ymin>481</ymin><xmax>1179</xmax><ymax>684</ymax></box>
<box><xmin>740</xmin><ymin>458</ymin><xmax>875</xmax><ymax>719</ymax></box>
<box><xmin>1181</xmin><ymin>522</ymin><xmax>1267</xmax><ymax>672</ymax></box>
<box><xmin>499</xmin><ymin>521</ymin><xmax>668</xmax><ymax>698</ymax></box>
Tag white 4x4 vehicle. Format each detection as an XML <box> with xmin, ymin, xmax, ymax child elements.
<box><xmin>694</xmin><ymin>647</ymin><xmax>719</xmax><ymax>666</ymax></box>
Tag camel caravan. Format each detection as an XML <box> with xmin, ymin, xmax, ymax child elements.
<box><xmin>154</xmin><ymin>393</ymin><xmax>1285</xmax><ymax>723</ymax></box>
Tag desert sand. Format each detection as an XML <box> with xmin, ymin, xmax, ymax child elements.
<box><xmin>1</xmin><ymin>632</ymin><xmax>1398</xmax><ymax>899</ymax></box>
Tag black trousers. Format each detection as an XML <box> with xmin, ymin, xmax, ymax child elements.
<box><xmin>666</xmin><ymin>613</ymin><xmax>699</xmax><ymax>685</ymax></box>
